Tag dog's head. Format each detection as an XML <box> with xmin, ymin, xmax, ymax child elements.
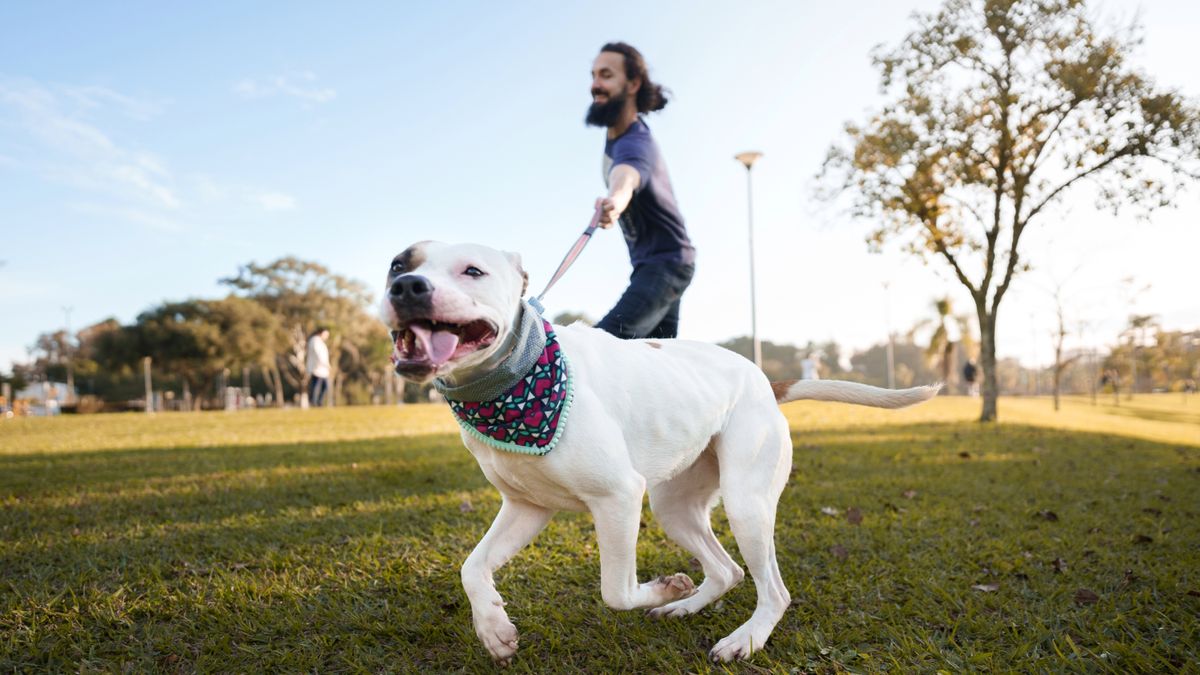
<box><xmin>380</xmin><ymin>241</ymin><xmax>529</xmax><ymax>383</ymax></box>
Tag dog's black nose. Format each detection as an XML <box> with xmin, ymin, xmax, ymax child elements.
<box><xmin>390</xmin><ymin>274</ymin><xmax>434</xmax><ymax>301</ymax></box>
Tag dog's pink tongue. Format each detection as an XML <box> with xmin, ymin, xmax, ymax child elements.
<box><xmin>410</xmin><ymin>324</ymin><xmax>459</xmax><ymax>365</ymax></box>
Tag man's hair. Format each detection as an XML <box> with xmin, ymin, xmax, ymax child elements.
<box><xmin>309</xmin><ymin>326</ymin><xmax>328</xmax><ymax>338</ymax></box>
<box><xmin>600</xmin><ymin>42</ymin><xmax>668</xmax><ymax>113</ymax></box>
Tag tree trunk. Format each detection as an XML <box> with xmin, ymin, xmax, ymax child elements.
<box><xmin>1053</xmin><ymin>342</ymin><xmax>1062</xmax><ymax>412</ymax></box>
<box><xmin>978</xmin><ymin>307</ymin><xmax>999</xmax><ymax>422</ymax></box>
<box><xmin>1053</xmin><ymin>367</ymin><xmax>1061</xmax><ymax>411</ymax></box>
<box><xmin>941</xmin><ymin>341</ymin><xmax>954</xmax><ymax>393</ymax></box>
<box><xmin>271</xmin><ymin>359</ymin><xmax>285</xmax><ymax>407</ymax></box>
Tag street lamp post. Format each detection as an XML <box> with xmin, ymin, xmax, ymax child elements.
<box><xmin>62</xmin><ymin>306</ymin><xmax>75</xmax><ymax>406</ymax></box>
<box><xmin>883</xmin><ymin>282</ymin><xmax>895</xmax><ymax>389</ymax></box>
<box><xmin>735</xmin><ymin>151</ymin><xmax>763</xmax><ymax>369</ymax></box>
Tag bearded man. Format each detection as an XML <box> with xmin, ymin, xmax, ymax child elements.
<box><xmin>586</xmin><ymin>42</ymin><xmax>695</xmax><ymax>339</ymax></box>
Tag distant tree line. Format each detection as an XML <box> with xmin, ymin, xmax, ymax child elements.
<box><xmin>3</xmin><ymin>290</ymin><xmax>1196</xmax><ymax>410</ymax></box>
<box><xmin>3</xmin><ymin>257</ymin><xmax>415</xmax><ymax>410</ymax></box>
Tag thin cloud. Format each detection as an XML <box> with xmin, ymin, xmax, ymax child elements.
<box><xmin>69</xmin><ymin>202</ymin><xmax>185</xmax><ymax>232</ymax></box>
<box><xmin>59</xmin><ymin>84</ymin><xmax>167</xmax><ymax>121</ymax></box>
<box><xmin>0</xmin><ymin>78</ymin><xmax>181</xmax><ymax>210</ymax></box>
<box><xmin>234</xmin><ymin>72</ymin><xmax>336</xmax><ymax>104</ymax></box>
<box><xmin>256</xmin><ymin>191</ymin><xmax>297</xmax><ymax>211</ymax></box>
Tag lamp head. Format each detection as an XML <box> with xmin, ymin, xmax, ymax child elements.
<box><xmin>735</xmin><ymin>151</ymin><xmax>763</xmax><ymax>169</ymax></box>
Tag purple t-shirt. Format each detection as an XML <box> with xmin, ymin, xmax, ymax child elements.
<box><xmin>604</xmin><ymin>119</ymin><xmax>695</xmax><ymax>266</ymax></box>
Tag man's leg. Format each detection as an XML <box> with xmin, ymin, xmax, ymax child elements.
<box><xmin>646</xmin><ymin>299</ymin><xmax>682</xmax><ymax>339</ymax></box>
<box><xmin>596</xmin><ymin>261</ymin><xmax>694</xmax><ymax>339</ymax></box>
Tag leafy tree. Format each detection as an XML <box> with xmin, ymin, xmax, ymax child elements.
<box><xmin>552</xmin><ymin>311</ymin><xmax>594</xmax><ymax>327</ymax></box>
<box><xmin>1124</xmin><ymin>314</ymin><xmax>1158</xmax><ymax>398</ymax></box>
<box><xmin>720</xmin><ymin>337</ymin><xmax>848</xmax><ymax>383</ymax></box>
<box><xmin>121</xmin><ymin>297</ymin><xmax>282</xmax><ymax>409</ymax></box>
<box><xmin>221</xmin><ymin>257</ymin><xmax>388</xmax><ymax>406</ymax></box>
<box><xmin>822</xmin><ymin>0</ymin><xmax>1200</xmax><ymax>421</ymax></box>
<box><xmin>851</xmin><ymin>339</ymin><xmax>940</xmax><ymax>388</ymax></box>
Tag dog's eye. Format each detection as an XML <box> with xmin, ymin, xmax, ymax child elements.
<box><xmin>390</xmin><ymin>261</ymin><xmax>404</xmax><ymax>275</ymax></box>
<box><xmin>463</xmin><ymin>266</ymin><xmax>486</xmax><ymax>278</ymax></box>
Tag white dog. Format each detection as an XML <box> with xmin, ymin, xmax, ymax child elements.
<box><xmin>380</xmin><ymin>241</ymin><xmax>938</xmax><ymax>664</ymax></box>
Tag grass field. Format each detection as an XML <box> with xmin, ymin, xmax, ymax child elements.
<box><xmin>1</xmin><ymin>395</ymin><xmax>1197</xmax><ymax>673</ymax></box>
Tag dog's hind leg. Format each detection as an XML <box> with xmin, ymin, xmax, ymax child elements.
<box><xmin>646</xmin><ymin>444</ymin><xmax>745</xmax><ymax>618</ymax></box>
<box><xmin>461</xmin><ymin>498</ymin><xmax>553</xmax><ymax>666</ymax></box>
<box><xmin>709</xmin><ymin>407</ymin><xmax>793</xmax><ymax>662</ymax></box>
<box><xmin>587</xmin><ymin>472</ymin><xmax>698</xmax><ymax>611</ymax></box>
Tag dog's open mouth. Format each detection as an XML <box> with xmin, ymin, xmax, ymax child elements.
<box><xmin>392</xmin><ymin>318</ymin><xmax>497</xmax><ymax>368</ymax></box>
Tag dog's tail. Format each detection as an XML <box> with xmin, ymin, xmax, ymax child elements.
<box><xmin>771</xmin><ymin>379</ymin><xmax>941</xmax><ymax>409</ymax></box>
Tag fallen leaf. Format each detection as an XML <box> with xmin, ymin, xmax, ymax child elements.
<box><xmin>1121</xmin><ymin>569</ymin><xmax>1136</xmax><ymax>587</ymax></box>
<box><xmin>969</xmin><ymin>518</ymin><xmax>980</xmax><ymax>527</ymax></box>
<box><xmin>1187</xmin><ymin>590</ymin><xmax>1200</xmax><ymax>598</ymax></box>
<box><xmin>1036</xmin><ymin>510</ymin><xmax>1059</xmax><ymax>522</ymax></box>
<box><xmin>846</xmin><ymin>507</ymin><xmax>863</xmax><ymax>526</ymax></box>
<box><xmin>1074</xmin><ymin>589</ymin><xmax>1100</xmax><ymax>606</ymax></box>
<box><xmin>459</xmin><ymin>500</ymin><xmax>473</xmax><ymax>513</ymax></box>
<box><xmin>1142</xmin><ymin>507</ymin><xmax>1162</xmax><ymax>516</ymax></box>
<box><xmin>959</xmin><ymin>451</ymin><xmax>972</xmax><ymax>459</ymax></box>
<box><xmin>1052</xmin><ymin>558</ymin><xmax>1068</xmax><ymax>574</ymax></box>
<box><xmin>902</xmin><ymin>490</ymin><xmax>918</xmax><ymax>499</ymax></box>
<box><xmin>1133</xmin><ymin>534</ymin><xmax>1153</xmax><ymax>544</ymax></box>
<box><xmin>972</xmin><ymin>583</ymin><xmax>1000</xmax><ymax>592</ymax></box>
<box><xmin>820</xmin><ymin>506</ymin><xmax>840</xmax><ymax>517</ymax></box>
<box><xmin>830</xmin><ymin>544</ymin><xmax>848</xmax><ymax>561</ymax></box>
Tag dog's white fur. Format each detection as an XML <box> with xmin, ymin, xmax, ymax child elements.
<box><xmin>381</xmin><ymin>242</ymin><xmax>939</xmax><ymax>664</ymax></box>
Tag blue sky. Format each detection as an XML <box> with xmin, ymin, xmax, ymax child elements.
<box><xmin>2</xmin><ymin>1</ymin><xmax>1198</xmax><ymax>372</ymax></box>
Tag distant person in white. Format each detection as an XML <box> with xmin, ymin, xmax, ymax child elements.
<box><xmin>800</xmin><ymin>353</ymin><xmax>821</xmax><ymax>381</ymax></box>
<box><xmin>306</xmin><ymin>327</ymin><xmax>331</xmax><ymax>407</ymax></box>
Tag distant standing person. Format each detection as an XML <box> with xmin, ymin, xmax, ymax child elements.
<box><xmin>962</xmin><ymin>358</ymin><xmax>978</xmax><ymax>396</ymax></box>
<box><xmin>306</xmin><ymin>327</ymin><xmax>331</xmax><ymax>407</ymax></box>
<box><xmin>587</xmin><ymin>42</ymin><xmax>695</xmax><ymax>339</ymax></box>
<box><xmin>801</xmin><ymin>353</ymin><xmax>821</xmax><ymax>381</ymax></box>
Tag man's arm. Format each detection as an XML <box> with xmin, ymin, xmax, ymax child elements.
<box><xmin>596</xmin><ymin>164</ymin><xmax>640</xmax><ymax>229</ymax></box>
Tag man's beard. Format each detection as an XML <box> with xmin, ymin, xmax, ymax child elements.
<box><xmin>585</xmin><ymin>91</ymin><xmax>627</xmax><ymax>127</ymax></box>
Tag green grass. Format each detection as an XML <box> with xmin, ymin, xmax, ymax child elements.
<box><xmin>1</xmin><ymin>396</ymin><xmax>1198</xmax><ymax>673</ymax></box>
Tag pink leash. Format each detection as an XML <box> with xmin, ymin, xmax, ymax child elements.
<box><xmin>534</xmin><ymin>204</ymin><xmax>603</xmax><ymax>304</ymax></box>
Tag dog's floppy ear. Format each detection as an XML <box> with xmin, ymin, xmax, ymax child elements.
<box><xmin>504</xmin><ymin>251</ymin><xmax>529</xmax><ymax>297</ymax></box>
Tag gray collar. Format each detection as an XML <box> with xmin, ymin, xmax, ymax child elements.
<box><xmin>433</xmin><ymin>301</ymin><xmax>546</xmax><ymax>402</ymax></box>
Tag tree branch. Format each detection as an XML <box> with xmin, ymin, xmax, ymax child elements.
<box><xmin>923</xmin><ymin>216</ymin><xmax>981</xmax><ymax>297</ymax></box>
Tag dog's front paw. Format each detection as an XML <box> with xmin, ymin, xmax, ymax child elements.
<box><xmin>475</xmin><ymin>614</ymin><xmax>519</xmax><ymax>666</ymax></box>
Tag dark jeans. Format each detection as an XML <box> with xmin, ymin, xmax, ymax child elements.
<box><xmin>308</xmin><ymin>376</ymin><xmax>329</xmax><ymax>407</ymax></box>
<box><xmin>596</xmin><ymin>260</ymin><xmax>695</xmax><ymax>339</ymax></box>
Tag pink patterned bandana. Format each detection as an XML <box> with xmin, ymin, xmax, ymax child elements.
<box><xmin>444</xmin><ymin>320</ymin><xmax>573</xmax><ymax>455</ymax></box>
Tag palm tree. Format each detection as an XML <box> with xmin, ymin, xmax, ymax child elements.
<box><xmin>910</xmin><ymin>296</ymin><xmax>975</xmax><ymax>392</ymax></box>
